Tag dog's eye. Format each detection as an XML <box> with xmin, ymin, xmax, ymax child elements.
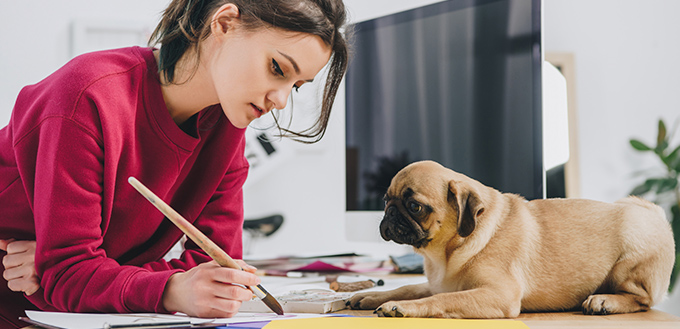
<box><xmin>407</xmin><ymin>201</ymin><xmax>422</xmax><ymax>214</ymax></box>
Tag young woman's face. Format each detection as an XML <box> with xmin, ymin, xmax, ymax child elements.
<box><xmin>207</xmin><ymin>24</ymin><xmax>332</xmax><ymax>129</ymax></box>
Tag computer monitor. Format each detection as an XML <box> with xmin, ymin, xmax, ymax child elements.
<box><xmin>345</xmin><ymin>0</ymin><xmax>543</xmax><ymax>235</ymax></box>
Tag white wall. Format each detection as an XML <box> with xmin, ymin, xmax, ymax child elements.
<box><xmin>0</xmin><ymin>1</ymin><xmax>166</xmax><ymax>125</ymax></box>
<box><xmin>1</xmin><ymin>0</ymin><xmax>679</xmax><ymax>312</ymax></box>
<box><xmin>544</xmin><ymin>0</ymin><xmax>680</xmax><ymax>203</ymax></box>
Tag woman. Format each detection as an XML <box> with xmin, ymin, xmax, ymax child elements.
<box><xmin>0</xmin><ymin>0</ymin><xmax>349</xmax><ymax>327</ymax></box>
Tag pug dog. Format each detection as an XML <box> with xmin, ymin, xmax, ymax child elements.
<box><xmin>348</xmin><ymin>160</ymin><xmax>675</xmax><ymax>318</ymax></box>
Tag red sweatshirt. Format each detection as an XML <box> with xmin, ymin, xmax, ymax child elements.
<box><xmin>0</xmin><ymin>47</ymin><xmax>248</xmax><ymax>327</ymax></box>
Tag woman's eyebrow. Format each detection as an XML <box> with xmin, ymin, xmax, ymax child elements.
<box><xmin>277</xmin><ymin>50</ymin><xmax>300</xmax><ymax>74</ymax></box>
<box><xmin>277</xmin><ymin>50</ymin><xmax>315</xmax><ymax>82</ymax></box>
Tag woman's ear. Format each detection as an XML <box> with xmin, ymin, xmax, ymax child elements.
<box><xmin>210</xmin><ymin>3</ymin><xmax>241</xmax><ymax>37</ymax></box>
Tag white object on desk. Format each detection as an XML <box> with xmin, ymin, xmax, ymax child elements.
<box><xmin>23</xmin><ymin>311</ymin><xmax>333</xmax><ymax>329</ymax></box>
<box><xmin>239</xmin><ymin>274</ymin><xmax>428</xmax><ymax>314</ymax></box>
<box><xmin>23</xmin><ymin>311</ymin><xmax>208</xmax><ymax>329</ymax></box>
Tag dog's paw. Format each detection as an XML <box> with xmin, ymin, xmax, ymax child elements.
<box><xmin>582</xmin><ymin>295</ymin><xmax>613</xmax><ymax>315</ymax></box>
<box><xmin>375</xmin><ymin>301</ymin><xmax>407</xmax><ymax>317</ymax></box>
<box><xmin>347</xmin><ymin>292</ymin><xmax>389</xmax><ymax>310</ymax></box>
<box><xmin>374</xmin><ymin>301</ymin><xmax>415</xmax><ymax>317</ymax></box>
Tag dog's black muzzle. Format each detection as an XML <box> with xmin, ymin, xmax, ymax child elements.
<box><xmin>380</xmin><ymin>205</ymin><xmax>430</xmax><ymax>248</ymax></box>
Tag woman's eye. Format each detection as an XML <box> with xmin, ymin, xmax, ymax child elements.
<box><xmin>272</xmin><ymin>59</ymin><xmax>284</xmax><ymax>76</ymax></box>
<box><xmin>408</xmin><ymin>201</ymin><xmax>422</xmax><ymax>214</ymax></box>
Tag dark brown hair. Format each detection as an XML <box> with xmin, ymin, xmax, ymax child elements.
<box><xmin>149</xmin><ymin>0</ymin><xmax>350</xmax><ymax>143</ymax></box>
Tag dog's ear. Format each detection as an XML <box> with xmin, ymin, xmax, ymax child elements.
<box><xmin>448</xmin><ymin>180</ymin><xmax>484</xmax><ymax>238</ymax></box>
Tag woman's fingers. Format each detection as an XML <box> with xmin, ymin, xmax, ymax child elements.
<box><xmin>2</xmin><ymin>240</ymin><xmax>36</xmax><ymax>268</ymax></box>
<box><xmin>213</xmin><ymin>266</ymin><xmax>260</xmax><ymax>287</ymax></box>
<box><xmin>0</xmin><ymin>239</ymin><xmax>16</xmax><ymax>251</ymax></box>
<box><xmin>162</xmin><ymin>262</ymin><xmax>261</xmax><ymax>318</ymax></box>
<box><xmin>212</xmin><ymin>282</ymin><xmax>254</xmax><ymax>302</ymax></box>
<box><xmin>3</xmin><ymin>262</ymin><xmax>31</xmax><ymax>280</ymax></box>
<box><xmin>5</xmin><ymin>268</ymin><xmax>40</xmax><ymax>295</ymax></box>
<box><xmin>1</xmin><ymin>240</ymin><xmax>40</xmax><ymax>295</ymax></box>
<box><xmin>4</xmin><ymin>240</ymin><xmax>34</xmax><ymax>254</ymax></box>
<box><xmin>235</xmin><ymin>259</ymin><xmax>257</xmax><ymax>273</ymax></box>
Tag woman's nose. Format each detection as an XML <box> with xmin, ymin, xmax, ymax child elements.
<box><xmin>268</xmin><ymin>86</ymin><xmax>292</xmax><ymax>111</ymax></box>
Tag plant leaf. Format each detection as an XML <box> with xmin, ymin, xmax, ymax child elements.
<box><xmin>630</xmin><ymin>184</ymin><xmax>651</xmax><ymax>196</ymax></box>
<box><xmin>664</xmin><ymin>145</ymin><xmax>680</xmax><ymax>168</ymax></box>
<box><xmin>656</xmin><ymin>178</ymin><xmax>679</xmax><ymax>194</ymax></box>
<box><xmin>630</xmin><ymin>139</ymin><xmax>652</xmax><ymax>151</ymax></box>
<box><xmin>657</xmin><ymin>119</ymin><xmax>668</xmax><ymax>149</ymax></box>
<box><xmin>670</xmin><ymin>145</ymin><xmax>680</xmax><ymax>172</ymax></box>
<box><xmin>630</xmin><ymin>178</ymin><xmax>659</xmax><ymax>196</ymax></box>
<box><xmin>672</xmin><ymin>204</ymin><xmax>680</xmax><ymax>250</ymax></box>
<box><xmin>655</xmin><ymin>140</ymin><xmax>669</xmax><ymax>155</ymax></box>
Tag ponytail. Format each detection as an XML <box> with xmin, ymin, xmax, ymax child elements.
<box><xmin>149</xmin><ymin>0</ymin><xmax>216</xmax><ymax>83</ymax></box>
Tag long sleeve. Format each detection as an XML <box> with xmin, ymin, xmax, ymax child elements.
<box><xmin>0</xmin><ymin>46</ymin><xmax>249</xmax><ymax>316</ymax></box>
<box><xmin>24</xmin><ymin>117</ymin><xmax>176</xmax><ymax>312</ymax></box>
<box><xmin>24</xmin><ymin>115</ymin><xmax>247</xmax><ymax>312</ymax></box>
<box><xmin>143</xmin><ymin>164</ymin><xmax>249</xmax><ymax>272</ymax></box>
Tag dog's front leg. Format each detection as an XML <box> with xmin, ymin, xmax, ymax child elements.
<box><xmin>376</xmin><ymin>286</ymin><xmax>522</xmax><ymax>318</ymax></box>
<box><xmin>347</xmin><ymin>282</ymin><xmax>431</xmax><ymax>310</ymax></box>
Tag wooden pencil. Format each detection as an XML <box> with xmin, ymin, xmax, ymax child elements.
<box><xmin>127</xmin><ymin>176</ymin><xmax>284</xmax><ymax>315</ymax></box>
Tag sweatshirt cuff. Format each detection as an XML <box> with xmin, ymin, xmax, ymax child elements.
<box><xmin>122</xmin><ymin>269</ymin><xmax>184</xmax><ymax>313</ymax></box>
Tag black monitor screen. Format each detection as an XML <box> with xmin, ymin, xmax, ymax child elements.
<box><xmin>346</xmin><ymin>0</ymin><xmax>543</xmax><ymax>211</ymax></box>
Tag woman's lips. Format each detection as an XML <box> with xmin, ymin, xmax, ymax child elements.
<box><xmin>251</xmin><ymin>103</ymin><xmax>264</xmax><ymax>118</ymax></box>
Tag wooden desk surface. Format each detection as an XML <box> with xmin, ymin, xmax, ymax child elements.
<box><xmin>335</xmin><ymin>309</ymin><xmax>680</xmax><ymax>328</ymax></box>
<box><xmin>330</xmin><ymin>272</ymin><xmax>680</xmax><ymax>328</ymax></box>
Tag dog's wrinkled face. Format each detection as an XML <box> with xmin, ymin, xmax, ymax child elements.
<box><xmin>380</xmin><ymin>161</ymin><xmax>449</xmax><ymax>248</ymax></box>
<box><xmin>380</xmin><ymin>161</ymin><xmax>484</xmax><ymax>249</ymax></box>
<box><xmin>380</xmin><ymin>186</ymin><xmax>435</xmax><ymax>248</ymax></box>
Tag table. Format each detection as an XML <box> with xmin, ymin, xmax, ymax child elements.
<box><xmin>21</xmin><ymin>308</ymin><xmax>680</xmax><ymax>329</ymax></box>
<box><xmin>336</xmin><ymin>308</ymin><xmax>680</xmax><ymax>328</ymax></box>
<box><xmin>327</xmin><ymin>271</ymin><xmax>680</xmax><ymax>328</ymax></box>
<box><xmin>21</xmin><ymin>271</ymin><xmax>680</xmax><ymax>329</ymax></box>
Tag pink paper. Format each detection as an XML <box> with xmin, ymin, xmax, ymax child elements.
<box><xmin>291</xmin><ymin>260</ymin><xmax>350</xmax><ymax>272</ymax></box>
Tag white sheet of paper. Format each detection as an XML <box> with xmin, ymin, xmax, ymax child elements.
<box><xmin>24</xmin><ymin>311</ymin><xmax>208</xmax><ymax>329</ymax></box>
<box><xmin>25</xmin><ymin>310</ymin><xmax>333</xmax><ymax>329</ymax></box>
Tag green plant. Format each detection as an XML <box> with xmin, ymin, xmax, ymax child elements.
<box><xmin>629</xmin><ymin>119</ymin><xmax>680</xmax><ymax>292</ymax></box>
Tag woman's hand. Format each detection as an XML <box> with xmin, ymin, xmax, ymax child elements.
<box><xmin>162</xmin><ymin>260</ymin><xmax>260</xmax><ymax>318</ymax></box>
<box><xmin>0</xmin><ymin>239</ymin><xmax>40</xmax><ymax>295</ymax></box>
